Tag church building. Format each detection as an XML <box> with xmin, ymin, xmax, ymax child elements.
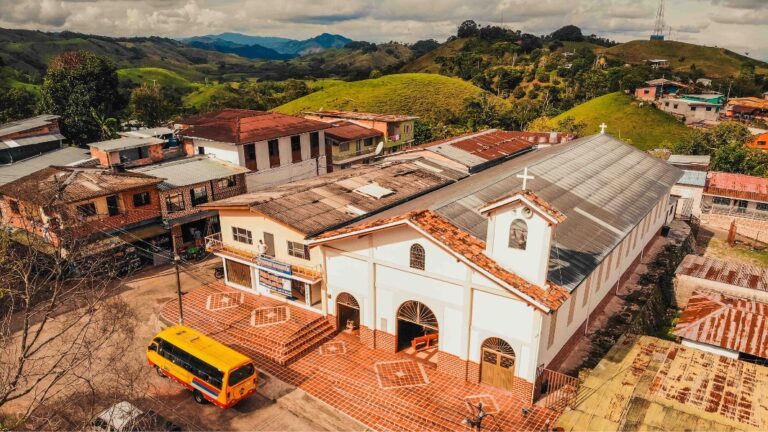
<box><xmin>308</xmin><ymin>133</ymin><xmax>682</xmax><ymax>394</ymax></box>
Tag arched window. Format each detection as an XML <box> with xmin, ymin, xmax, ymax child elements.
<box><xmin>409</xmin><ymin>243</ymin><xmax>425</xmax><ymax>270</ymax></box>
<box><xmin>508</xmin><ymin>219</ymin><xmax>528</xmax><ymax>250</ymax></box>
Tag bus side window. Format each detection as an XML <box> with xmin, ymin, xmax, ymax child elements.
<box><xmin>148</xmin><ymin>343</ymin><xmax>157</xmax><ymax>352</ymax></box>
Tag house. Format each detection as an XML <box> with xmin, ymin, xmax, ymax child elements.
<box><xmin>747</xmin><ymin>132</ymin><xmax>768</xmax><ymax>152</ymax></box>
<box><xmin>645</xmin><ymin>59</ymin><xmax>669</xmax><ymax>69</ymax></box>
<box><xmin>303</xmin><ymin>111</ymin><xmax>417</xmax><ymax>153</ymax></box>
<box><xmin>0</xmin><ymin>147</ymin><xmax>94</xmax><ymax>186</ymax></box>
<box><xmin>667</xmin><ymin>154</ymin><xmax>710</xmax><ymax>171</ymax></box>
<box><xmin>556</xmin><ymin>335</ymin><xmax>768</xmax><ymax>431</ymax></box>
<box><xmin>88</xmin><ymin>136</ymin><xmax>182</xmax><ymax>168</ymax></box>
<box><xmin>657</xmin><ymin>97</ymin><xmax>721</xmax><ymax>124</ymax></box>
<box><xmin>201</xmin><ymin>159</ymin><xmax>464</xmax><ymax>311</ymax></box>
<box><xmin>670</xmin><ymin>169</ymin><xmax>707</xmax><ymax>219</ymax></box>
<box><xmin>118</xmin><ymin>126</ymin><xmax>175</xmax><ymax>141</ymax></box>
<box><xmin>700</xmin><ymin>171</ymin><xmax>768</xmax><ymax>240</ymax></box>
<box><xmin>307</xmin><ymin>133</ymin><xmax>680</xmax><ymax>394</ymax></box>
<box><xmin>725</xmin><ymin>97</ymin><xmax>768</xmax><ymax>122</ymax></box>
<box><xmin>176</xmin><ymin>109</ymin><xmax>331</xmax><ymax>191</ymax></box>
<box><xmin>675</xmin><ymin>291</ymin><xmax>768</xmax><ymax>364</ymax></box>
<box><xmin>634</xmin><ymin>78</ymin><xmax>688</xmax><ymax>102</ymax></box>
<box><xmin>696</xmin><ymin>78</ymin><xmax>713</xmax><ymax>87</ymax></box>
<box><xmin>674</xmin><ymin>254</ymin><xmax>768</xmax><ymax>307</ymax></box>
<box><xmin>0</xmin><ymin>166</ymin><xmax>163</xmax><ymax>255</ymax></box>
<box><xmin>131</xmin><ymin>156</ymin><xmax>249</xmax><ymax>256</ymax></box>
<box><xmin>322</xmin><ymin>120</ymin><xmax>383</xmax><ymax>171</ymax></box>
<box><xmin>0</xmin><ymin>115</ymin><xmax>65</xmax><ymax>164</ymax></box>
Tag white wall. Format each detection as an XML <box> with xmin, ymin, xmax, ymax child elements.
<box><xmin>671</xmin><ymin>184</ymin><xmax>703</xmax><ymax>218</ymax></box>
<box><xmin>486</xmin><ymin>205</ymin><xmax>552</xmax><ymax>287</ymax></box>
<box><xmin>681</xmin><ymin>339</ymin><xmax>738</xmax><ymax>359</ymax></box>
<box><xmin>194</xmin><ymin>139</ymin><xmax>242</xmax><ymax>165</ymax></box>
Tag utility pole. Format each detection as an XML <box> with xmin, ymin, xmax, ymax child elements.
<box><xmin>174</xmin><ymin>254</ymin><xmax>184</xmax><ymax>325</ymax></box>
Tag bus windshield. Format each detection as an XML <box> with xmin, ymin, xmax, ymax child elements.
<box><xmin>228</xmin><ymin>363</ymin><xmax>255</xmax><ymax>386</ymax></box>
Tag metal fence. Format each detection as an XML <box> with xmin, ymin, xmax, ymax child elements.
<box><xmin>532</xmin><ymin>366</ymin><xmax>580</xmax><ymax>410</ymax></box>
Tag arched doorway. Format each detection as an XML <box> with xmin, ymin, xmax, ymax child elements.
<box><xmin>396</xmin><ymin>301</ymin><xmax>439</xmax><ymax>352</ymax></box>
<box><xmin>480</xmin><ymin>337</ymin><xmax>516</xmax><ymax>392</ymax></box>
<box><xmin>336</xmin><ymin>292</ymin><xmax>360</xmax><ymax>332</ymax></box>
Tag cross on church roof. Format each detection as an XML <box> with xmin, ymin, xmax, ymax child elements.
<box><xmin>517</xmin><ymin>167</ymin><xmax>535</xmax><ymax>190</ymax></box>
<box><xmin>599</xmin><ymin>123</ymin><xmax>608</xmax><ymax>134</ymax></box>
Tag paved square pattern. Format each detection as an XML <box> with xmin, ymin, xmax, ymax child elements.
<box><xmin>205</xmin><ymin>291</ymin><xmax>244</xmax><ymax>311</ymax></box>
<box><xmin>374</xmin><ymin>360</ymin><xmax>430</xmax><ymax>390</ymax></box>
<box><xmin>464</xmin><ymin>394</ymin><xmax>500</xmax><ymax>415</ymax></box>
<box><xmin>250</xmin><ymin>306</ymin><xmax>290</xmax><ymax>327</ymax></box>
<box><xmin>318</xmin><ymin>341</ymin><xmax>347</xmax><ymax>356</ymax></box>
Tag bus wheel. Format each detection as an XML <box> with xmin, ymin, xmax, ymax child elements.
<box><xmin>192</xmin><ymin>390</ymin><xmax>208</xmax><ymax>405</ymax></box>
<box><xmin>155</xmin><ymin>366</ymin><xmax>166</xmax><ymax>378</ymax></box>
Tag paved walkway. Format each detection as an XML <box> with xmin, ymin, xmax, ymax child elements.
<box><xmin>161</xmin><ymin>284</ymin><xmax>561</xmax><ymax>431</ymax></box>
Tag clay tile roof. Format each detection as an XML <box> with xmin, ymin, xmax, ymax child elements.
<box><xmin>324</xmin><ymin>121</ymin><xmax>383</xmax><ymax>142</ymax></box>
<box><xmin>674</xmin><ymin>290</ymin><xmax>768</xmax><ymax>359</ymax></box>
<box><xmin>304</xmin><ymin>111</ymin><xmax>417</xmax><ymax>122</ymax></box>
<box><xmin>705</xmin><ymin>171</ymin><xmax>768</xmax><ymax>202</ymax></box>
<box><xmin>177</xmin><ymin>109</ymin><xmax>330</xmax><ymax>144</ymax></box>
<box><xmin>313</xmin><ymin>209</ymin><xmax>570</xmax><ymax>311</ymax></box>
<box><xmin>0</xmin><ymin>166</ymin><xmax>163</xmax><ymax>206</ymax></box>
<box><xmin>480</xmin><ymin>190</ymin><xmax>567</xmax><ymax>224</ymax></box>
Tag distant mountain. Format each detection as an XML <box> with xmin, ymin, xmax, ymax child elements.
<box><xmin>184</xmin><ymin>36</ymin><xmax>294</xmax><ymax>60</ymax></box>
<box><xmin>186</xmin><ymin>32</ymin><xmax>353</xmax><ymax>56</ymax></box>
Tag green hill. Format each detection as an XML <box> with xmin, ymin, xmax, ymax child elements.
<box><xmin>117</xmin><ymin>67</ymin><xmax>199</xmax><ymax>90</ymax></box>
<box><xmin>274</xmin><ymin>73</ymin><xmax>507</xmax><ymax>120</ymax></box>
<box><xmin>402</xmin><ymin>38</ymin><xmax>467</xmax><ymax>73</ymax></box>
<box><xmin>553</xmin><ymin>92</ymin><xmax>691</xmax><ymax>150</ymax></box>
<box><xmin>600</xmin><ymin>40</ymin><xmax>768</xmax><ymax>78</ymax></box>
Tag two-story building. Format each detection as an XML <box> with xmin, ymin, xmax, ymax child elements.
<box><xmin>303</xmin><ymin>111</ymin><xmax>417</xmax><ymax>153</ymax></box>
<box><xmin>658</xmin><ymin>97</ymin><xmax>722</xmax><ymax>125</ymax></box>
<box><xmin>0</xmin><ymin>114</ymin><xmax>65</xmax><ymax>164</ymax></box>
<box><xmin>88</xmin><ymin>136</ymin><xmax>183</xmax><ymax>168</ymax></box>
<box><xmin>700</xmin><ymin>171</ymin><xmax>768</xmax><ymax>241</ymax></box>
<box><xmin>176</xmin><ymin>109</ymin><xmax>331</xmax><ymax>191</ymax></box>
<box><xmin>201</xmin><ymin>159</ymin><xmax>464</xmax><ymax>311</ymax></box>
<box><xmin>634</xmin><ymin>78</ymin><xmax>689</xmax><ymax>102</ymax></box>
<box><xmin>0</xmin><ymin>166</ymin><xmax>163</xmax><ymax>256</ymax></box>
<box><xmin>131</xmin><ymin>156</ymin><xmax>249</xmax><ymax>256</ymax></box>
<box><xmin>323</xmin><ymin>121</ymin><xmax>383</xmax><ymax>171</ymax></box>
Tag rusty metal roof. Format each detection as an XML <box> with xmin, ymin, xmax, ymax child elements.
<box><xmin>303</xmin><ymin>111</ymin><xmax>417</xmax><ymax>122</ymax></box>
<box><xmin>675</xmin><ymin>290</ymin><xmax>768</xmax><ymax>359</ymax></box>
<box><xmin>705</xmin><ymin>171</ymin><xmax>768</xmax><ymax>202</ymax></box>
<box><xmin>177</xmin><ymin>109</ymin><xmax>330</xmax><ymax>144</ymax></box>
<box><xmin>324</xmin><ymin>121</ymin><xmax>382</xmax><ymax>142</ymax></box>
<box><xmin>676</xmin><ymin>254</ymin><xmax>768</xmax><ymax>292</ymax></box>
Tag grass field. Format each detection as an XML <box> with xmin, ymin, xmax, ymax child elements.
<box><xmin>553</xmin><ymin>92</ymin><xmax>691</xmax><ymax>150</ymax></box>
<box><xmin>275</xmin><ymin>73</ymin><xmax>505</xmax><ymax>119</ymax></box>
<box><xmin>117</xmin><ymin>67</ymin><xmax>199</xmax><ymax>90</ymax></box>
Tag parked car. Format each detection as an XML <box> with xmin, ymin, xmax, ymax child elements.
<box><xmin>90</xmin><ymin>401</ymin><xmax>181</xmax><ymax>432</ymax></box>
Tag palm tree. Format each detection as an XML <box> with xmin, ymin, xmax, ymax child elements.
<box><xmin>91</xmin><ymin>108</ymin><xmax>119</xmax><ymax>140</ymax></box>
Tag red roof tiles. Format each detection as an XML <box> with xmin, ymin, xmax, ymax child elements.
<box><xmin>674</xmin><ymin>291</ymin><xmax>768</xmax><ymax>359</ymax></box>
<box><xmin>312</xmin><ymin>209</ymin><xmax>569</xmax><ymax>311</ymax></box>
<box><xmin>304</xmin><ymin>110</ymin><xmax>417</xmax><ymax>122</ymax></box>
<box><xmin>178</xmin><ymin>109</ymin><xmax>330</xmax><ymax>144</ymax></box>
<box><xmin>705</xmin><ymin>171</ymin><xmax>768</xmax><ymax>202</ymax></box>
<box><xmin>324</xmin><ymin>121</ymin><xmax>383</xmax><ymax>142</ymax></box>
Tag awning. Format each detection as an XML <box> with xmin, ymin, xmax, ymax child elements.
<box><xmin>118</xmin><ymin>223</ymin><xmax>168</xmax><ymax>242</ymax></box>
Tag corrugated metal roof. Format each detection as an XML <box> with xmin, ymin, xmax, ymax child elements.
<box><xmin>324</xmin><ymin>121</ymin><xmax>382</xmax><ymax>141</ymax></box>
<box><xmin>667</xmin><ymin>154</ymin><xmax>711</xmax><ymax>165</ymax></box>
<box><xmin>304</xmin><ymin>111</ymin><xmax>418</xmax><ymax>122</ymax></box>
<box><xmin>0</xmin><ymin>147</ymin><xmax>93</xmax><ymax>185</ymax></box>
<box><xmin>131</xmin><ymin>156</ymin><xmax>250</xmax><ymax>190</ymax></box>
<box><xmin>0</xmin><ymin>114</ymin><xmax>59</xmax><ymax>138</ymax></box>
<box><xmin>88</xmin><ymin>136</ymin><xmax>165</xmax><ymax>152</ymax></box>
<box><xmin>677</xmin><ymin>170</ymin><xmax>707</xmax><ymax>187</ymax></box>
<box><xmin>178</xmin><ymin>109</ymin><xmax>330</xmax><ymax>144</ymax></box>
<box><xmin>676</xmin><ymin>254</ymin><xmax>768</xmax><ymax>292</ymax></box>
<box><xmin>118</xmin><ymin>127</ymin><xmax>173</xmax><ymax>138</ymax></box>
<box><xmin>705</xmin><ymin>171</ymin><xmax>768</xmax><ymax>202</ymax></box>
<box><xmin>357</xmin><ymin>134</ymin><xmax>682</xmax><ymax>291</ymax></box>
<box><xmin>0</xmin><ymin>133</ymin><xmax>64</xmax><ymax>149</ymax></box>
<box><xmin>675</xmin><ymin>290</ymin><xmax>768</xmax><ymax>359</ymax></box>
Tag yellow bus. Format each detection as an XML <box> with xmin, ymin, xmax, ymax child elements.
<box><xmin>147</xmin><ymin>325</ymin><xmax>257</xmax><ymax>408</ymax></box>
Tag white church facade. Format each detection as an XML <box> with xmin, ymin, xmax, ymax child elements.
<box><xmin>210</xmin><ymin>133</ymin><xmax>683</xmax><ymax>395</ymax></box>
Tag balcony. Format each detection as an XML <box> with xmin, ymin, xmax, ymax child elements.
<box><xmin>703</xmin><ymin>204</ymin><xmax>768</xmax><ymax>221</ymax></box>
<box><xmin>331</xmin><ymin>147</ymin><xmax>377</xmax><ymax>163</ymax></box>
<box><xmin>205</xmin><ymin>233</ymin><xmax>323</xmax><ymax>282</ymax></box>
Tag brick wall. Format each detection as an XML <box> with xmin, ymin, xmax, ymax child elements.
<box><xmin>69</xmin><ymin>185</ymin><xmax>161</xmax><ymax>238</ymax></box>
<box><xmin>160</xmin><ymin>173</ymin><xmax>247</xmax><ymax>221</ymax></box>
<box><xmin>437</xmin><ymin>351</ymin><xmax>468</xmax><ymax>380</ymax></box>
<box><xmin>0</xmin><ymin>120</ymin><xmax>60</xmax><ymax>141</ymax></box>
<box><xmin>0</xmin><ymin>196</ymin><xmax>60</xmax><ymax>245</ymax></box>
<box><xmin>90</xmin><ymin>147</ymin><xmax>111</xmax><ymax>166</ymax></box>
<box><xmin>374</xmin><ymin>330</ymin><xmax>396</xmax><ymax>353</ymax></box>
<box><xmin>360</xmin><ymin>325</ymin><xmax>375</xmax><ymax>349</ymax></box>
<box><xmin>467</xmin><ymin>361</ymin><xmax>480</xmax><ymax>384</ymax></box>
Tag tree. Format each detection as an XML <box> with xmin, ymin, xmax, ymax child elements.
<box><xmin>91</xmin><ymin>108</ymin><xmax>119</xmax><ymax>140</ymax></box>
<box><xmin>550</xmin><ymin>25</ymin><xmax>584</xmax><ymax>42</ymax></box>
<box><xmin>39</xmin><ymin>51</ymin><xmax>119</xmax><ymax>145</ymax></box>
<box><xmin>282</xmin><ymin>79</ymin><xmax>310</xmax><ymax>101</ymax></box>
<box><xmin>411</xmin><ymin>39</ymin><xmax>440</xmax><ymax>58</ymax></box>
<box><xmin>0</xmin><ymin>88</ymin><xmax>37</xmax><ymax>124</ymax></box>
<box><xmin>413</xmin><ymin>119</ymin><xmax>434</xmax><ymax>145</ymax></box>
<box><xmin>128</xmin><ymin>84</ymin><xmax>172</xmax><ymax>128</ymax></box>
<box><xmin>461</xmin><ymin>93</ymin><xmax>498</xmax><ymax>130</ymax></box>
<box><xmin>457</xmin><ymin>20</ymin><xmax>479</xmax><ymax>38</ymax></box>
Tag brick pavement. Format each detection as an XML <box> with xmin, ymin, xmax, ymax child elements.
<box><xmin>160</xmin><ymin>283</ymin><xmax>562</xmax><ymax>431</ymax></box>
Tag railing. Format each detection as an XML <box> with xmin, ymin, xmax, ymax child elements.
<box><xmin>331</xmin><ymin>148</ymin><xmax>376</xmax><ymax>162</ymax></box>
<box><xmin>533</xmin><ymin>367</ymin><xmax>580</xmax><ymax>411</ymax></box>
<box><xmin>205</xmin><ymin>233</ymin><xmax>323</xmax><ymax>281</ymax></box>
<box><xmin>703</xmin><ymin>204</ymin><xmax>768</xmax><ymax>221</ymax></box>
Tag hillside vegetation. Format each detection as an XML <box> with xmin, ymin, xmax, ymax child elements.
<box><xmin>601</xmin><ymin>40</ymin><xmax>768</xmax><ymax>78</ymax></box>
<box><xmin>274</xmin><ymin>73</ymin><xmax>507</xmax><ymax>120</ymax></box>
<box><xmin>117</xmin><ymin>67</ymin><xmax>198</xmax><ymax>90</ymax></box>
<box><xmin>553</xmin><ymin>92</ymin><xmax>691</xmax><ymax>150</ymax></box>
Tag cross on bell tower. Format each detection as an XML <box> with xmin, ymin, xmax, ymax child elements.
<box><xmin>517</xmin><ymin>167</ymin><xmax>535</xmax><ymax>190</ymax></box>
<box><xmin>599</xmin><ymin>123</ymin><xmax>608</xmax><ymax>134</ymax></box>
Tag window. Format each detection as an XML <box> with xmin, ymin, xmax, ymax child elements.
<box><xmin>190</xmin><ymin>186</ymin><xmax>208</xmax><ymax>206</ymax></box>
<box><xmin>8</xmin><ymin>200</ymin><xmax>20</xmax><ymax>214</ymax></box>
<box><xmin>409</xmin><ymin>243</ymin><xmax>425</xmax><ymax>270</ymax></box>
<box><xmin>268</xmin><ymin>139</ymin><xmax>280</xmax><ymax>168</ymax></box>
<box><xmin>673</xmin><ymin>104</ymin><xmax>678</xmax><ymax>109</ymax></box>
<box><xmin>232</xmin><ymin>227</ymin><xmax>252</xmax><ymax>244</ymax></box>
<box><xmin>197</xmin><ymin>146</ymin><xmax>205</xmax><ymax>155</ymax></box>
<box><xmin>217</xmin><ymin>176</ymin><xmax>237</xmax><ymax>189</ymax></box>
<box><xmin>106</xmin><ymin>195</ymin><xmax>120</xmax><ymax>216</ymax></box>
<box><xmin>244</xmin><ymin>143</ymin><xmax>256</xmax><ymax>162</ymax></box>
<box><xmin>706</xmin><ymin>107</ymin><xmax>712</xmax><ymax>112</ymax></box>
<box><xmin>643</xmin><ymin>89</ymin><xmax>650</xmax><ymax>94</ymax></box>
<box><xmin>757</xmin><ymin>203</ymin><xmax>768</xmax><ymax>212</ymax></box>
<box><xmin>690</xmin><ymin>106</ymin><xmax>697</xmax><ymax>111</ymax></box>
<box><xmin>133</xmin><ymin>191</ymin><xmax>151</xmax><ymax>207</ymax></box>
<box><xmin>364</xmin><ymin>137</ymin><xmax>374</xmax><ymax>147</ymax></box>
<box><xmin>156</xmin><ymin>339</ymin><xmax>223</xmax><ymax>389</ymax></box>
<box><xmin>287</xmin><ymin>241</ymin><xmax>310</xmax><ymax>260</ymax></box>
<box><xmin>508</xmin><ymin>219</ymin><xmax>528</xmax><ymax>250</ymax></box>
<box><xmin>228</xmin><ymin>363</ymin><xmax>255</xmax><ymax>386</ymax></box>
<box><xmin>76</xmin><ymin>202</ymin><xmax>97</xmax><ymax>218</ymax></box>
<box><xmin>165</xmin><ymin>192</ymin><xmax>185</xmax><ymax>212</ymax></box>
<box><xmin>713</xmin><ymin>196</ymin><xmax>731</xmax><ymax>205</ymax></box>
<box><xmin>664</xmin><ymin>102</ymin><xmax>669</xmax><ymax>107</ymax></box>
<box><xmin>291</xmin><ymin>135</ymin><xmax>302</xmax><ymax>163</ymax></box>
<box><xmin>310</xmin><ymin>132</ymin><xmax>320</xmax><ymax>158</ymax></box>
<box><xmin>339</xmin><ymin>142</ymin><xmax>350</xmax><ymax>152</ymax></box>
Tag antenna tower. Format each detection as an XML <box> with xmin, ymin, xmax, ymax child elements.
<box><xmin>651</xmin><ymin>0</ymin><xmax>666</xmax><ymax>41</ymax></box>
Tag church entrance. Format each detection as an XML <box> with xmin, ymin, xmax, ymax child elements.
<box><xmin>480</xmin><ymin>338</ymin><xmax>517</xmax><ymax>392</ymax></box>
<box><xmin>336</xmin><ymin>292</ymin><xmax>360</xmax><ymax>333</ymax></box>
<box><xmin>396</xmin><ymin>301</ymin><xmax>439</xmax><ymax>354</ymax></box>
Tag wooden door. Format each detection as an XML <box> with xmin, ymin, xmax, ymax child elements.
<box><xmin>225</xmin><ymin>259</ymin><xmax>252</xmax><ymax>288</ymax></box>
<box><xmin>263</xmin><ymin>232</ymin><xmax>275</xmax><ymax>257</ymax></box>
<box><xmin>481</xmin><ymin>348</ymin><xmax>516</xmax><ymax>392</ymax></box>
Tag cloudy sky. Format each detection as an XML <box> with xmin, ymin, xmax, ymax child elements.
<box><xmin>2</xmin><ymin>0</ymin><xmax>767</xmax><ymax>60</ymax></box>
